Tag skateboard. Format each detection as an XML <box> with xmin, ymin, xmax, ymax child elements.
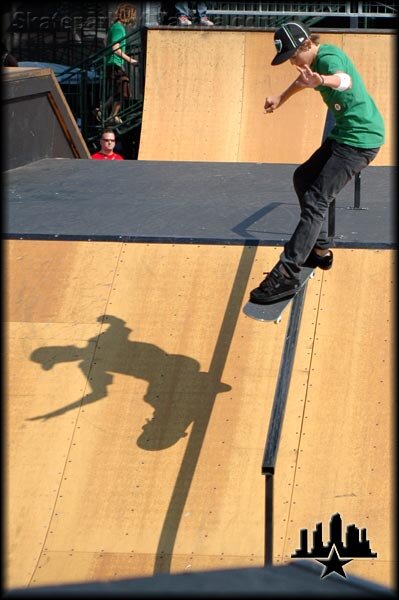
<box><xmin>243</xmin><ymin>267</ymin><xmax>315</xmax><ymax>324</ymax></box>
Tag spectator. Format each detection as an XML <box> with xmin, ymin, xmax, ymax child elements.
<box><xmin>94</xmin><ymin>3</ymin><xmax>138</xmax><ymax>126</ymax></box>
<box><xmin>175</xmin><ymin>2</ymin><xmax>214</xmax><ymax>26</ymax></box>
<box><xmin>91</xmin><ymin>129</ymin><xmax>124</xmax><ymax>160</ymax></box>
<box><xmin>1</xmin><ymin>42</ymin><xmax>18</xmax><ymax>67</ymax></box>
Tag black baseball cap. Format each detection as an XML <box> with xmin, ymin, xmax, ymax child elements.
<box><xmin>271</xmin><ymin>22</ymin><xmax>311</xmax><ymax>66</ymax></box>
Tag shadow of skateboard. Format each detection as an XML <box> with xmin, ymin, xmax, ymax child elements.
<box><xmin>243</xmin><ymin>267</ymin><xmax>315</xmax><ymax>323</ymax></box>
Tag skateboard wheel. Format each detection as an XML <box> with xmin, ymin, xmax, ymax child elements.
<box><xmin>274</xmin><ymin>316</ymin><xmax>282</xmax><ymax>324</ymax></box>
<box><xmin>310</xmin><ymin>271</ymin><xmax>315</xmax><ymax>278</ymax></box>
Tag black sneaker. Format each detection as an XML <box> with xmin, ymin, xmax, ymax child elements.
<box><xmin>250</xmin><ymin>264</ymin><xmax>301</xmax><ymax>304</ymax></box>
<box><xmin>303</xmin><ymin>249</ymin><xmax>333</xmax><ymax>270</ymax></box>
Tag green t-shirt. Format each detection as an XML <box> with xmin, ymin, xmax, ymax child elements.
<box><xmin>312</xmin><ymin>44</ymin><xmax>385</xmax><ymax>148</ymax></box>
<box><xmin>106</xmin><ymin>21</ymin><xmax>126</xmax><ymax>68</ymax></box>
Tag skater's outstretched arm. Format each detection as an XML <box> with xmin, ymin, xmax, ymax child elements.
<box><xmin>264</xmin><ymin>75</ymin><xmax>306</xmax><ymax>113</ymax></box>
<box><xmin>27</xmin><ymin>372</ymin><xmax>113</xmax><ymax>422</ymax></box>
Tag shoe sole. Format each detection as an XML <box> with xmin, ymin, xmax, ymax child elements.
<box><xmin>303</xmin><ymin>253</ymin><xmax>333</xmax><ymax>270</ymax></box>
<box><xmin>250</xmin><ymin>289</ymin><xmax>298</xmax><ymax>305</ymax></box>
<box><xmin>303</xmin><ymin>261</ymin><xmax>333</xmax><ymax>271</ymax></box>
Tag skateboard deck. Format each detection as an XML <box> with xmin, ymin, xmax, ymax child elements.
<box><xmin>243</xmin><ymin>267</ymin><xmax>315</xmax><ymax>323</ymax></box>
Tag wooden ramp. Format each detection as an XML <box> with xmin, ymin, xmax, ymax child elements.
<box><xmin>3</xmin><ymin>67</ymin><xmax>90</xmax><ymax>171</ymax></box>
<box><xmin>274</xmin><ymin>248</ymin><xmax>395</xmax><ymax>585</ymax></box>
<box><xmin>6</xmin><ymin>241</ymin><xmax>394</xmax><ymax>590</ymax></box>
<box><xmin>139</xmin><ymin>30</ymin><xmax>393</xmax><ymax>166</ymax></box>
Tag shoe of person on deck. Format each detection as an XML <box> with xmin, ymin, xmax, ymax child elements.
<box><xmin>178</xmin><ymin>15</ymin><xmax>192</xmax><ymax>25</ymax></box>
<box><xmin>303</xmin><ymin>249</ymin><xmax>333</xmax><ymax>270</ymax></box>
<box><xmin>94</xmin><ymin>107</ymin><xmax>102</xmax><ymax>122</ymax></box>
<box><xmin>250</xmin><ymin>262</ymin><xmax>300</xmax><ymax>304</ymax></box>
<box><xmin>106</xmin><ymin>115</ymin><xmax>123</xmax><ymax>125</ymax></box>
<box><xmin>199</xmin><ymin>16</ymin><xmax>214</xmax><ymax>26</ymax></box>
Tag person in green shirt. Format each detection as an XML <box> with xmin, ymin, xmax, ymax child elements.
<box><xmin>95</xmin><ymin>3</ymin><xmax>138</xmax><ymax>125</ymax></box>
<box><xmin>250</xmin><ymin>21</ymin><xmax>384</xmax><ymax>304</ymax></box>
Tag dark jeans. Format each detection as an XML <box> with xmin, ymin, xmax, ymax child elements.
<box><xmin>175</xmin><ymin>2</ymin><xmax>208</xmax><ymax>18</ymax></box>
<box><xmin>281</xmin><ymin>138</ymin><xmax>380</xmax><ymax>276</ymax></box>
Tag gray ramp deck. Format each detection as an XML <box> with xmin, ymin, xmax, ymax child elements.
<box><xmin>5</xmin><ymin>158</ymin><xmax>395</xmax><ymax>247</ymax></box>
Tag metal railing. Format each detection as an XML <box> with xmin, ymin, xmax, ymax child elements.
<box><xmin>205</xmin><ymin>0</ymin><xmax>396</xmax><ymax>17</ymax></box>
<box><xmin>6</xmin><ymin>1</ymin><xmax>110</xmax><ymax>65</ymax></box>
<box><xmin>206</xmin><ymin>2</ymin><xmax>352</xmax><ymax>15</ymax></box>
<box><xmin>52</xmin><ymin>28</ymin><xmax>144</xmax><ymax>148</ymax></box>
<box><xmin>201</xmin><ymin>1</ymin><xmax>396</xmax><ymax>27</ymax></box>
<box><xmin>359</xmin><ymin>1</ymin><xmax>397</xmax><ymax>14</ymax></box>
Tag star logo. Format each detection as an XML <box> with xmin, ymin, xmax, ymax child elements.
<box><xmin>291</xmin><ymin>514</ymin><xmax>377</xmax><ymax>582</ymax></box>
<box><xmin>316</xmin><ymin>544</ymin><xmax>353</xmax><ymax>579</ymax></box>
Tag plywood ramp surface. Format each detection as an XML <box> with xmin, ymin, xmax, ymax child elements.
<box><xmin>274</xmin><ymin>248</ymin><xmax>395</xmax><ymax>588</ymax></box>
<box><xmin>6</xmin><ymin>242</ymin><xmax>393</xmax><ymax>590</ymax></box>
<box><xmin>6</xmin><ymin>241</ymin><xmax>291</xmax><ymax>588</ymax></box>
<box><xmin>139</xmin><ymin>30</ymin><xmax>393</xmax><ymax>166</ymax></box>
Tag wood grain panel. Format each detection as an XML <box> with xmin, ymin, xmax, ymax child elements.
<box><xmin>139</xmin><ymin>30</ymin><xmax>245</xmax><ymax>161</ymax></box>
<box><xmin>139</xmin><ymin>30</ymin><xmax>393</xmax><ymax>166</ymax></box>
<box><xmin>277</xmin><ymin>249</ymin><xmax>395</xmax><ymax>587</ymax></box>
<box><xmin>6</xmin><ymin>241</ymin><xmax>288</xmax><ymax>588</ymax></box>
<box><xmin>6</xmin><ymin>241</ymin><xmax>393</xmax><ymax>590</ymax></box>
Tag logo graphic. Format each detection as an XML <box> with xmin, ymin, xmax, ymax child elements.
<box><xmin>291</xmin><ymin>513</ymin><xmax>377</xmax><ymax>579</ymax></box>
<box><xmin>334</xmin><ymin>103</ymin><xmax>342</xmax><ymax>111</ymax></box>
<box><xmin>274</xmin><ymin>40</ymin><xmax>282</xmax><ymax>53</ymax></box>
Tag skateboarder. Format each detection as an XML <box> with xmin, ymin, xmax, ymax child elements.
<box><xmin>250</xmin><ymin>22</ymin><xmax>384</xmax><ymax>304</ymax></box>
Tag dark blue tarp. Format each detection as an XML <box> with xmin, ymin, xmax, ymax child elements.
<box><xmin>18</xmin><ymin>61</ymin><xmax>99</xmax><ymax>84</ymax></box>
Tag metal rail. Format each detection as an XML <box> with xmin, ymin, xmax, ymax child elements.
<box><xmin>262</xmin><ymin>284</ymin><xmax>308</xmax><ymax>564</ymax></box>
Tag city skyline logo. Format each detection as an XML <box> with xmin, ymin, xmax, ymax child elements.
<box><xmin>291</xmin><ymin>513</ymin><xmax>377</xmax><ymax>579</ymax></box>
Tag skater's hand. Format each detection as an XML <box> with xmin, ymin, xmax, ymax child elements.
<box><xmin>295</xmin><ymin>65</ymin><xmax>324</xmax><ymax>88</ymax></box>
<box><xmin>264</xmin><ymin>95</ymin><xmax>281</xmax><ymax>113</ymax></box>
<box><xmin>130</xmin><ymin>57</ymin><xmax>138</xmax><ymax>65</ymax></box>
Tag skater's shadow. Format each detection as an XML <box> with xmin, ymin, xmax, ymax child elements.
<box><xmin>28</xmin><ymin>314</ymin><xmax>232</xmax><ymax>450</ymax></box>
<box><xmin>27</xmin><ymin>243</ymin><xmax>258</xmax><ymax>576</ymax></box>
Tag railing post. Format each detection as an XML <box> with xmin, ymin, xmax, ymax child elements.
<box><xmin>101</xmin><ymin>55</ymin><xmax>107</xmax><ymax>128</ymax></box>
<box><xmin>265</xmin><ymin>473</ymin><xmax>274</xmax><ymax>566</ymax></box>
<box><xmin>354</xmin><ymin>172</ymin><xmax>361</xmax><ymax>209</ymax></box>
<box><xmin>80</xmin><ymin>69</ymin><xmax>88</xmax><ymax>139</ymax></box>
<box><xmin>323</xmin><ymin>109</ymin><xmax>336</xmax><ymax>239</ymax></box>
<box><xmin>323</xmin><ymin>110</ymin><xmax>363</xmax><ymax>233</ymax></box>
<box><xmin>328</xmin><ymin>199</ymin><xmax>336</xmax><ymax>238</ymax></box>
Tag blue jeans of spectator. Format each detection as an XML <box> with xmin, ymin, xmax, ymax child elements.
<box><xmin>176</xmin><ymin>2</ymin><xmax>207</xmax><ymax>18</ymax></box>
<box><xmin>281</xmin><ymin>138</ymin><xmax>379</xmax><ymax>277</ymax></box>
